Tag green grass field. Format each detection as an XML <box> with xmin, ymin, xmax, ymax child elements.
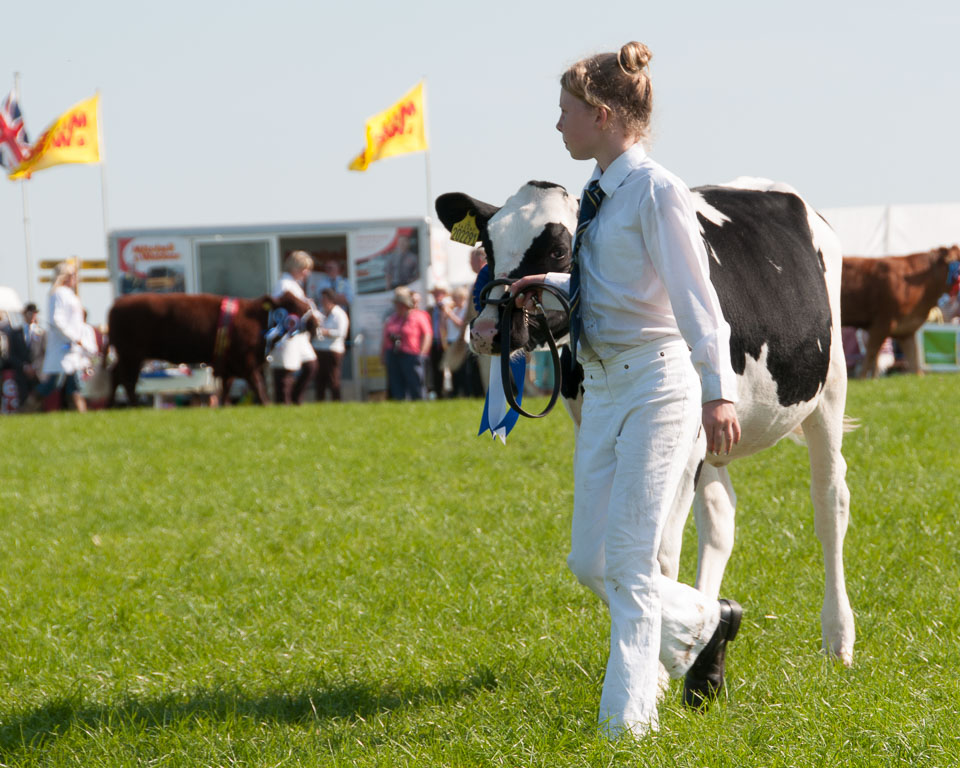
<box><xmin>1</xmin><ymin>374</ymin><xmax>959</xmax><ymax>767</ymax></box>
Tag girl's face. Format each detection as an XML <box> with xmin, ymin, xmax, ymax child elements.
<box><xmin>557</xmin><ymin>88</ymin><xmax>603</xmax><ymax>161</ymax></box>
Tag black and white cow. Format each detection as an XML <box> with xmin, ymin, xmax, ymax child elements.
<box><xmin>436</xmin><ymin>179</ymin><xmax>856</xmax><ymax>665</ymax></box>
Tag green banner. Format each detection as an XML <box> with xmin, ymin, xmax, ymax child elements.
<box><xmin>922</xmin><ymin>329</ymin><xmax>959</xmax><ymax>365</ymax></box>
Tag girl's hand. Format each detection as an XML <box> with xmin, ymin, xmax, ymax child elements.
<box><xmin>508</xmin><ymin>274</ymin><xmax>549</xmax><ymax>309</ymax></box>
<box><xmin>702</xmin><ymin>399</ymin><xmax>741</xmax><ymax>455</ymax></box>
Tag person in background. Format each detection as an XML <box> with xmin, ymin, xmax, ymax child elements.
<box><xmin>469</xmin><ymin>245</ymin><xmax>486</xmax><ymax>276</ymax></box>
<box><xmin>311</xmin><ymin>258</ymin><xmax>353</xmax><ymax>311</ymax></box>
<box><xmin>841</xmin><ymin>326</ymin><xmax>864</xmax><ymax>378</ymax></box>
<box><xmin>8</xmin><ymin>302</ymin><xmax>46</xmax><ymax>408</ymax></box>
<box><xmin>0</xmin><ymin>312</ymin><xmax>11</xmax><ymax>373</ymax></box>
<box><xmin>0</xmin><ymin>312</ymin><xmax>16</xmax><ymax>414</ymax></box>
<box><xmin>270</xmin><ymin>250</ymin><xmax>319</xmax><ymax>405</ymax></box>
<box><xmin>382</xmin><ymin>286</ymin><xmax>432</xmax><ymax>400</ymax></box>
<box><xmin>314</xmin><ymin>288</ymin><xmax>349</xmax><ymax>401</ymax></box>
<box><xmin>940</xmin><ymin>291</ymin><xmax>960</xmax><ymax>324</ymax></box>
<box><xmin>410</xmin><ymin>291</ymin><xmax>433</xmax><ymax>396</ymax></box>
<box><xmin>384</xmin><ymin>231</ymin><xmax>420</xmax><ymax>289</ymax></box>
<box><xmin>427</xmin><ymin>283</ymin><xmax>453</xmax><ymax>398</ymax></box>
<box><xmin>446</xmin><ymin>286</ymin><xmax>470</xmax><ymax>396</ymax></box>
<box><xmin>29</xmin><ymin>260</ymin><xmax>97</xmax><ymax>412</ymax></box>
<box><xmin>445</xmin><ymin>245</ymin><xmax>488</xmax><ymax>397</ymax></box>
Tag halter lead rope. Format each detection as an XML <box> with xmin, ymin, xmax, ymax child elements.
<box><xmin>477</xmin><ymin>278</ymin><xmax>571</xmax><ymax>419</ymax></box>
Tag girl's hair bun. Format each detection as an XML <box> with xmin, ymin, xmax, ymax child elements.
<box><xmin>618</xmin><ymin>41</ymin><xmax>652</xmax><ymax>74</ymax></box>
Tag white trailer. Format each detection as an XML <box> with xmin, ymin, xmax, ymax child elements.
<box><xmin>107</xmin><ymin>217</ymin><xmax>474</xmax><ymax>400</ymax></box>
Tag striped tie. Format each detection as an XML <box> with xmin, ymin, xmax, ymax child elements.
<box><xmin>569</xmin><ymin>179</ymin><xmax>605</xmax><ymax>358</ymax></box>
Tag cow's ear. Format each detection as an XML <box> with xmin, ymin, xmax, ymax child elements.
<box><xmin>435</xmin><ymin>192</ymin><xmax>499</xmax><ymax>241</ymax></box>
<box><xmin>260</xmin><ymin>295</ymin><xmax>276</xmax><ymax>311</ymax></box>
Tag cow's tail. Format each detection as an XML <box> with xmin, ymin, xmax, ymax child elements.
<box><xmin>787</xmin><ymin>415</ymin><xmax>860</xmax><ymax>445</ymax></box>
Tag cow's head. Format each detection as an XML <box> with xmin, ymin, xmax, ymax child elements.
<box><xmin>261</xmin><ymin>291</ymin><xmax>321</xmax><ymax>336</ymax></box>
<box><xmin>436</xmin><ymin>181</ymin><xmax>578</xmax><ymax>355</ymax></box>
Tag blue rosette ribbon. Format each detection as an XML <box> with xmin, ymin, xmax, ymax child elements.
<box><xmin>478</xmin><ymin>353</ymin><xmax>526</xmax><ymax>443</ymax></box>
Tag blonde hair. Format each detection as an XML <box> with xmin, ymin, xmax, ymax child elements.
<box><xmin>283</xmin><ymin>250</ymin><xmax>314</xmax><ymax>274</ymax></box>
<box><xmin>51</xmin><ymin>259</ymin><xmax>78</xmax><ymax>291</ymax></box>
<box><xmin>561</xmin><ymin>41</ymin><xmax>654</xmax><ymax>140</ymax></box>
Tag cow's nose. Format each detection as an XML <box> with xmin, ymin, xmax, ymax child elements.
<box><xmin>471</xmin><ymin>318</ymin><xmax>497</xmax><ymax>350</ymax></box>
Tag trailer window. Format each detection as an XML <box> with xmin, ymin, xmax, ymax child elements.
<box><xmin>197</xmin><ymin>241</ymin><xmax>271</xmax><ymax>298</ymax></box>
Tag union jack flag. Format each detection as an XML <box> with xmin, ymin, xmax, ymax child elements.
<box><xmin>0</xmin><ymin>88</ymin><xmax>30</xmax><ymax>172</ymax></box>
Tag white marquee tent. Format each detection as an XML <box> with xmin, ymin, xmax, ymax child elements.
<box><xmin>821</xmin><ymin>202</ymin><xmax>960</xmax><ymax>257</ymax></box>
<box><xmin>0</xmin><ymin>286</ymin><xmax>24</xmax><ymax>316</ymax></box>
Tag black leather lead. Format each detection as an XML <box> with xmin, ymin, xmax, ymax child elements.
<box><xmin>477</xmin><ymin>278</ymin><xmax>571</xmax><ymax>419</ymax></box>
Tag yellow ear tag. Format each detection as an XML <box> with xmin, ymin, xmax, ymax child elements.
<box><xmin>450</xmin><ymin>212</ymin><xmax>480</xmax><ymax>245</ymax></box>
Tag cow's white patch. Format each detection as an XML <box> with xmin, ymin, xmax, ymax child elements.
<box><xmin>720</xmin><ymin>343</ymin><xmax>820</xmax><ymax>460</ymax></box>
<box><xmin>691</xmin><ymin>193</ymin><xmax>729</xmax><ymax>266</ymax></box>
<box><xmin>691</xmin><ymin>192</ymin><xmax>731</xmax><ymax>231</ymax></box>
<box><xmin>720</xmin><ymin>176</ymin><xmax>801</xmax><ymax>196</ymax></box>
<box><xmin>487</xmin><ymin>184</ymin><xmax>578</xmax><ymax>278</ymax></box>
<box><xmin>477</xmin><ymin>184</ymin><xmax>578</xmax><ymax>324</ymax></box>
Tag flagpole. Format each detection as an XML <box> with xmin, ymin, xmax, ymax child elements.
<box><xmin>97</xmin><ymin>88</ymin><xmax>109</xmax><ymax>283</ymax></box>
<box><xmin>422</xmin><ymin>77</ymin><xmax>433</xmax><ymax>221</ymax></box>
<box><xmin>14</xmin><ymin>72</ymin><xmax>34</xmax><ymax>303</ymax></box>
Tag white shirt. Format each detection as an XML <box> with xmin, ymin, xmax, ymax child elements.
<box><xmin>315</xmin><ymin>303</ymin><xmax>349</xmax><ymax>354</ymax></box>
<box><xmin>546</xmin><ymin>143</ymin><xmax>737</xmax><ymax>404</ymax></box>
<box><xmin>42</xmin><ymin>286</ymin><xmax>88</xmax><ymax>375</ymax></box>
<box><xmin>447</xmin><ymin>303</ymin><xmax>467</xmax><ymax>343</ymax></box>
<box><xmin>271</xmin><ymin>273</ymin><xmax>318</xmax><ymax>369</ymax></box>
<box><xmin>309</xmin><ymin>273</ymin><xmax>354</xmax><ymax>306</ymax></box>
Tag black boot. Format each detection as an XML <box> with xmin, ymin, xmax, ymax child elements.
<box><xmin>683</xmin><ymin>598</ymin><xmax>742</xmax><ymax>709</ymax></box>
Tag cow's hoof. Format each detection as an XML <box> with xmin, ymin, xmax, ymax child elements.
<box><xmin>683</xmin><ymin>598</ymin><xmax>742</xmax><ymax>709</ymax></box>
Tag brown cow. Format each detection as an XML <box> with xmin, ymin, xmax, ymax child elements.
<box><xmin>840</xmin><ymin>245</ymin><xmax>960</xmax><ymax>377</ymax></box>
<box><xmin>106</xmin><ymin>291</ymin><xmax>318</xmax><ymax>406</ymax></box>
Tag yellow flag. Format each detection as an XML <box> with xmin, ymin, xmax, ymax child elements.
<box><xmin>9</xmin><ymin>94</ymin><xmax>100</xmax><ymax>180</ymax></box>
<box><xmin>348</xmin><ymin>81</ymin><xmax>428</xmax><ymax>171</ymax></box>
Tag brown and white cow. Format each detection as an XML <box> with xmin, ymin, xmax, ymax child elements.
<box><xmin>841</xmin><ymin>246</ymin><xmax>960</xmax><ymax>377</ymax></box>
<box><xmin>106</xmin><ymin>291</ymin><xmax>317</xmax><ymax>406</ymax></box>
<box><xmin>436</xmin><ymin>178</ymin><xmax>856</xmax><ymax>665</ymax></box>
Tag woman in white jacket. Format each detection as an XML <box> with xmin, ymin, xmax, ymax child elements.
<box><xmin>32</xmin><ymin>260</ymin><xmax>98</xmax><ymax>412</ymax></box>
<box><xmin>270</xmin><ymin>250</ymin><xmax>318</xmax><ymax>404</ymax></box>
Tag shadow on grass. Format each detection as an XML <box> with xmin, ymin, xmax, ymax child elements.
<box><xmin>0</xmin><ymin>665</ymin><xmax>498</xmax><ymax>756</ymax></box>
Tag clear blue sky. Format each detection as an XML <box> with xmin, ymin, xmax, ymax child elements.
<box><xmin>3</xmin><ymin>0</ymin><xmax>958</xmax><ymax>313</ymax></box>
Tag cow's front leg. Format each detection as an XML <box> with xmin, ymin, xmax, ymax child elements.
<box><xmin>113</xmin><ymin>356</ymin><xmax>142</xmax><ymax>407</ymax></box>
<box><xmin>692</xmin><ymin>463</ymin><xmax>736</xmax><ymax>600</ymax></box>
<box><xmin>219</xmin><ymin>377</ymin><xmax>234</xmax><ymax>407</ymax></box>
<box><xmin>802</xmin><ymin>384</ymin><xmax>855</xmax><ymax>665</ymax></box>
<box><xmin>860</xmin><ymin>325</ymin><xmax>891</xmax><ymax>378</ymax></box>
<box><xmin>248</xmin><ymin>363</ymin><xmax>270</xmax><ymax>405</ymax></box>
<box><xmin>898</xmin><ymin>333</ymin><xmax>922</xmax><ymax>374</ymax></box>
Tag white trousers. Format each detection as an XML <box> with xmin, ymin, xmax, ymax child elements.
<box><xmin>568</xmin><ymin>340</ymin><xmax>721</xmax><ymax>738</ymax></box>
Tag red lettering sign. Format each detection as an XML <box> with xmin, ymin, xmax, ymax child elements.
<box><xmin>50</xmin><ymin>111</ymin><xmax>89</xmax><ymax>148</ymax></box>
<box><xmin>374</xmin><ymin>100</ymin><xmax>417</xmax><ymax>148</ymax></box>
